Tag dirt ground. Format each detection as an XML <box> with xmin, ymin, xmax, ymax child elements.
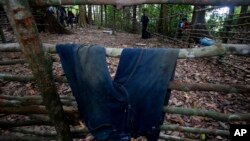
<box><xmin>0</xmin><ymin>26</ymin><xmax>250</xmax><ymax>140</ymax></box>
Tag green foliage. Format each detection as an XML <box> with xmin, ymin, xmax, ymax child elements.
<box><xmin>206</xmin><ymin>8</ymin><xmax>228</xmax><ymax>36</ymax></box>
<box><xmin>143</xmin><ymin>4</ymin><xmax>192</xmax><ymax>36</ymax></box>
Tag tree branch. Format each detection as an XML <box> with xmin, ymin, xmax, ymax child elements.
<box><xmin>0</xmin><ymin>135</ymin><xmax>52</xmax><ymax>141</ymax></box>
<box><xmin>1</xmin><ymin>105</ymin><xmax>249</xmax><ymax>121</ymax></box>
<box><xmin>160</xmin><ymin>134</ymin><xmax>199</xmax><ymax>141</ymax></box>
<box><xmin>160</xmin><ymin>124</ymin><xmax>229</xmax><ymax>136</ymax></box>
<box><xmin>0</xmin><ymin>59</ymin><xmax>26</xmax><ymax>65</ymax></box>
<box><xmin>164</xmin><ymin>107</ymin><xmax>250</xmax><ymax>121</ymax></box>
<box><xmin>0</xmin><ymin>43</ymin><xmax>249</xmax><ymax>58</ymax></box>
<box><xmin>1</xmin><ymin>73</ymin><xmax>249</xmax><ymax>93</ymax></box>
<box><xmin>0</xmin><ymin>118</ymin><xmax>229</xmax><ymax>137</ymax></box>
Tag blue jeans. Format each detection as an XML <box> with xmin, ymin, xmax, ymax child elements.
<box><xmin>57</xmin><ymin>44</ymin><xmax>179</xmax><ymax>141</ymax></box>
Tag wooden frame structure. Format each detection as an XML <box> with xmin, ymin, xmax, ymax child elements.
<box><xmin>0</xmin><ymin>0</ymin><xmax>250</xmax><ymax>141</ymax></box>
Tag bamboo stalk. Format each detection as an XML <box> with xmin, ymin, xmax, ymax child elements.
<box><xmin>0</xmin><ymin>59</ymin><xmax>26</xmax><ymax>65</ymax></box>
<box><xmin>1</xmin><ymin>105</ymin><xmax>250</xmax><ymax>121</ymax></box>
<box><xmin>0</xmin><ymin>119</ymin><xmax>53</xmax><ymax>128</ymax></box>
<box><xmin>0</xmin><ymin>135</ymin><xmax>52</xmax><ymax>141</ymax></box>
<box><xmin>3</xmin><ymin>0</ymin><xmax>72</xmax><ymax>140</ymax></box>
<box><xmin>160</xmin><ymin>134</ymin><xmax>199</xmax><ymax>141</ymax></box>
<box><xmin>164</xmin><ymin>107</ymin><xmax>250</xmax><ymax>121</ymax></box>
<box><xmin>1</xmin><ymin>73</ymin><xmax>249</xmax><ymax>93</ymax></box>
<box><xmin>0</xmin><ymin>95</ymin><xmax>75</xmax><ymax>101</ymax></box>
<box><xmin>0</xmin><ymin>99</ymin><xmax>76</xmax><ymax>107</ymax></box>
<box><xmin>0</xmin><ymin>43</ymin><xmax>249</xmax><ymax>58</ymax></box>
<box><xmin>0</xmin><ymin>118</ymin><xmax>229</xmax><ymax>136</ymax></box>
<box><xmin>160</xmin><ymin>124</ymin><xmax>229</xmax><ymax>136</ymax></box>
<box><xmin>9</xmin><ymin>127</ymin><xmax>88</xmax><ymax>138</ymax></box>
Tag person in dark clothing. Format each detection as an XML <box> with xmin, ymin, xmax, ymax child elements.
<box><xmin>141</xmin><ymin>10</ymin><xmax>150</xmax><ymax>39</ymax></box>
<box><xmin>177</xmin><ymin>17</ymin><xmax>189</xmax><ymax>39</ymax></box>
<box><xmin>59</xmin><ymin>6</ymin><xmax>66</xmax><ymax>26</ymax></box>
<box><xmin>67</xmin><ymin>10</ymin><xmax>75</xmax><ymax>29</ymax></box>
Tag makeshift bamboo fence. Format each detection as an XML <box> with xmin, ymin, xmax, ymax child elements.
<box><xmin>0</xmin><ymin>0</ymin><xmax>250</xmax><ymax>141</ymax></box>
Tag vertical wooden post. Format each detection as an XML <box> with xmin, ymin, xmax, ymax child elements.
<box><xmin>2</xmin><ymin>0</ymin><xmax>72</xmax><ymax>141</ymax></box>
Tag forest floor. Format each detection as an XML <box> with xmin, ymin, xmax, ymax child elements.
<box><xmin>0</xmin><ymin>26</ymin><xmax>250</xmax><ymax>141</ymax></box>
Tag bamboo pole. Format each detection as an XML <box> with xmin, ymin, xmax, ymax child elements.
<box><xmin>0</xmin><ymin>119</ymin><xmax>53</xmax><ymax>128</ymax></box>
<box><xmin>26</xmin><ymin>0</ymin><xmax>250</xmax><ymax>7</ymax></box>
<box><xmin>1</xmin><ymin>105</ymin><xmax>250</xmax><ymax>121</ymax></box>
<box><xmin>0</xmin><ymin>59</ymin><xmax>26</xmax><ymax>65</ymax></box>
<box><xmin>9</xmin><ymin>127</ymin><xmax>88</xmax><ymax>138</ymax></box>
<box><xmin>160</xmin><ymin>134</ymin><xmax>199</xmax><ymax>141</ymax></box>
<box><xmin>0</xmin><ymin>134</ymin><xmax>198</xmax><ymax>141</ymax></box>
<box><xmin>2</xmin><ymin>0</ymin><xmax>72</xmax><ymax>141</ymax></box>
<box><xmin>1</xmin><ymin>74</ymin><xmax>249</xmax><ymax>93</ymax></box>
<box><xmin>0</xmin><ymin>43</ymin><xmax>250</xmax><ymax>58</ymax></box>
<box><xmin>0</xmin><ymin>136</ymin><xmax>52</xmax><ymax>141</ymax></box>
<box><xmin>160</xmin><ymin>124</ymin><xmax>229</xmax><ymax>136</ymax></box>
<box><xmin>0</xmin><ymin>118</ymin><xmax>230</xmax><ymax>136</ymax></box>
<box><xmin>0</xmin><ymin>99</ymin><xmax>76</xmax><ymax>107</ymax></box>
<box><xmin>164</xmin><ymin>107</ymin><xmax>250</xmax><ymax>121</ymax></box>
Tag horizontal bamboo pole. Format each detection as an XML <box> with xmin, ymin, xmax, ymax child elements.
<box><xmin>9</xmin><ymin>127</ymin><xmax>87</xmax><ymax>138</ymax></box>
<box><xmin>164</xmin><ymin>107</ymin><xmax>250</xmax><ymax>121</ymax></box>
<box><xmin>1</xmin><ymin>73</ymin><xmax>249</xmax><ymax>93</ymax></box>
<box><xmin>0</xmin><ymin>95</ymin><xmax>75</xmax><ymax>101</ymax></box>
<box><xmin>25</xmin><ymin>0</ymin><xmax>250</xmax><ymax>6</ymax></box>
<box><xmin>0</xmin><ymin>134</ymin><xmax>195</xmax><ymax>141</ymax></box>
<box><xmin>0</xmin><ymin>119</ymin><xmax>53</xmax><ymax>128</ymax></box>
<box><xmin>0</xmin><ymin>135</ymin><xmax>51</xmax><ymax>141</ymax></box>
<box><xmin>160</xmin><ymin>134</ymin><xmax>199</xmax><ymax>141</ymax></box>
<box><xmin>0</xmin><ymin>99</ymin><xmax>75</xmax><ymax>107</ymax></box>
<box><xmin>1</xmin><ymin>105</ymin><xmax>250</xmax><ymax>121</ymax></box>
<box><xmin>0</xmin><ymin>59</ymin><xmax>26</xmax><ymax>65</ymax></box>
<box><xmin>0</xmin><ymin>118</ymin><xmax>229</xmax><ymax>136</ymax></box>
<box><xmin>161</xmin><ymin>124</ymin><xmax>229</xmax><ymax>136</ymax></box>
<box><xmin>0</xmin><ymin>43</ymin><xmax>250</xmax><ymax>58</ymax></box>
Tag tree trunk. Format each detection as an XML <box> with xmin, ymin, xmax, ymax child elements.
<box><xmin>100</xmin><ymin>5</ymin><xmax>103</xmax><ymax>26</ymax></box>
<box><xmin>123</xmin><ymin>6</ymin><xmax>131</xmax><ymax>32</ymax></box>
<box><xmin>190</xmin><ymin>5</ymin><xmax>211</xmax><ymax>43</ymax></box>
<box><xmin>45</xmin><ymin>11</ymin><xmax>73</xmax><ymax>34</ymax></box>
<box><xmin>112</xmin><ymin>6</ymin><xmax>116</xmax><ymax>34</ymax></box>
<box><xmin>3</xmin><ymin>0</ymin><xmax>72</xmax><ymax>141</ymax></box>
<box><xmin>158</xmin><ymin>4</ymin><xmax>168</xmax><ymax>34</ymax></box>
<box><xmin>158</xmin><ymin>4</ymin><xmax>164</xmax><ymax>34</ymax></box>
<box><xmin>93</xmin><ymin>5</ymin><xmax>96</xmax><ymax>24</ymax></box>
<box><xmin>88</xmin><ymin>5</ymin><xmax>92</xmax><ymax>25</ymax></box>
<box><xmin>131</xmin><ymin>5</ymin><xmax>137</xmax><ymax>33</ymax></box>
<box><xmin>0</xmin><ymin>25</ymin><xmax>6</xmax><ymax>43</ymax></box>
<box><xmin>104</xmin><ymin>5</ymin><xmax>107</xmax><ymax>26</ymax></box>
<box><xmin>222</xmin><ymin>6</ymin><xmax>235</xmax><ymax>43</ymax></box>
<box><xmin>78</xmin><ymin>5</ymin><xmax>88</xmax><ymax>28</ymax></box>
